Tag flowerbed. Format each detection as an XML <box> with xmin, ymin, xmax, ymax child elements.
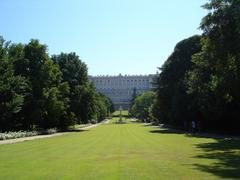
<box><xmin>0</xmin><ymin>128</ymin><xmax>58</xmax><ymax>140</ymax></box>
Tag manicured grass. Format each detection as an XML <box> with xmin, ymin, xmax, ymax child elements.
<box><xmin>112</xmin><ymin>110</ymin><xmax>129</xmax><ymax>116</ymax></box>
<box><xmin>0</xmin><ymin>118</ymin><xmax>239</xmax><ymax>179</ymax></box>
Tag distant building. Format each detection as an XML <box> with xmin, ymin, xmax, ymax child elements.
<box><xmin>89</xmin><ymin>74</ymin><xmax>156</xmax><ymax>110</ymax></box>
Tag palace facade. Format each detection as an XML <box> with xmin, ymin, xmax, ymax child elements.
<box><xmin>89</xmin><ymin>74</ymin><xmax>156</xmax><ymax>110</ymax></box>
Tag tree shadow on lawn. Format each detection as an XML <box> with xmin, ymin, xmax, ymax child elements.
<box><xmin>193</xmin><ymin>138</ymin><xmax>240</xmax><ymax>179</ymax></box>
<box><xmin>62</xmin><ymin>129</ymin><xmax>89</xmax><ymax>133</ymax></box>
<box><xmin>149</xmin><ymin>128</ymin><xmax>238</xmax><ymax>139</ymax></box>
<box><xmin>149</xmin><ymin>128</ymin><xmax>186</xmax><ymax>135</ymax></box>
<box><xmin>149</xmin><ymin>128</ymin><xmax>240</xmax><ymax>179</ymax></box>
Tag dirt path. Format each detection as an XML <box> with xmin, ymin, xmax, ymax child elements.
<box><xmin>0</xmin><ymin>119</ymin><xmax>110</xmax><ymax>145</ymax></box>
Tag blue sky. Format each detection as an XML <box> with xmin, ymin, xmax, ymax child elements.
<box><xmin>1</xmin><ymin>0</ymin><xmax>207</xmax><ymax>75</ymax></box>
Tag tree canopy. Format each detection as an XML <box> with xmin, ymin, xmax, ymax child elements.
<box><xmin>131</xmin><ymin>91</ymin><xmax>155</xmax><ymax>122</ymax></box>
<box><xmin>151</xmin><ymin>0</ymin><xmax>240</xmax><ymax>133</ymax></box>
<box><xmin>0</xmin><ymin>37</ymin><xmax>113</xmax><ymax>131</ymax></box>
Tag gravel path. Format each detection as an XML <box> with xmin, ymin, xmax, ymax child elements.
<box><xmin>0</xmin><ymin>119</ymin><xmax>110</xmax><ymax>145</ymax></box>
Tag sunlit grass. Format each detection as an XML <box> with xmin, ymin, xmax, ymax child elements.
<box><xmin>112</xmin><ymin>110</ymin><xmax>129</xmax><ymax>116</ymax></box>
<box><xmin>0</xmin><ymin>118</ymin><xmax>239</xmax><ymax>179</ymax></box>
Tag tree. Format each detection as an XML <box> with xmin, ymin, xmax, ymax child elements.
<box><xmin>0</xmin><ymin>36</ymin><xmax>112</xmax><ymax>131</ymax></box>
<box><xmin>154</xmin><ymin>35</ymin><xmax>201</xmax><ymax>127</ymax></box>
<box><xmin>13</xmin><ymin>40</ymin><xmax>72</xmax><ymax>129</ymax></box>
<box><xmin>52</xmin><ymin>53</ymin><xmax>96</xmax><ymax>124</ymax></box>
<box><xmin>186</xmin><ymin>0</ymin><xmax>240</xmax><ymax>132</ymax></box>
<box><xmin>0</xmin><ymin>37</ymin><xmax>29</xmax><ymax>131</ymax></box>
<box><xmin>131</xmin><ymin>91</ymin><xmax>155</xmax><ymax>122</ymax></box>
<box><xmin>104</xmin><ymin>95</ymin><xmax>115</xmax><ymax>114</ymax></box>
<box><xmin>41</xmin><ymin>59</ymin><xmax>73</xmax><ymax>129</ymax></box>
<box><xmin>129</xmin><ymin>87</ymin><xmax>137</xmax><ymax>116</ymax></box>
<box><xmin>52</xmin><ymin>53</ymin><xmax>88</xmax><ymax>89</ymax></box>
<box><xmin>95</xmin><ymin>93</ymin><xmax>114</xmax><ymax>122</ymax></box>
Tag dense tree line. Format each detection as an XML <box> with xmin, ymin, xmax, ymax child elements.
<box><xmin>133</xmin><ymin>0</ymin><xmax>240</xmax><ymax>133</ymax></box>
<box><xmin>0</xmin><ymin>37</ymin><xmax>114</xmax><ymax>131</ymax></box>
<box><xmin>152</xmin><ymin>35</ymin><xmax>202</xmax><ymax>127</ymax></box>
<box><xmin>186</xmin><ymin>0</ymin><xmax>240</xmax><ymax>132</ymax></box>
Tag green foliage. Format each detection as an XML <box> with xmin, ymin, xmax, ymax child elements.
<box><xmin>52</xmin><ymin>53</ymin><xmax>87</xmax><ymax>123</ymax></box>
<box><xmin>131</xmin><ymin>91</ymin><xmax>155</xmax><ymax>122</ymax></box>
<box><xmin>95</xmin><ymin>93</ymin><xmax>114</xmax><ymax>122</ymax></box>
<box><xmin>129</xmin><ymin>87</ymin><xmax>137</xmax><ymax>115</ymax></box>
<box><xmin>186</xmin><ymin>0</ymin><xmax>240</xmax><ymax>131</ymax></box>
<box><xmin>153</xmin><ymin>0</ymin><xmax>240</xmax><ymax>133</ymax></box>
<box><xmin>12</xmin><ymin>39</ymin><xmax>74</xmax><ymax>129</ymax></box>
<box><xmin>148</xmin><ymin>98</ymin><xmax>161</xmax><ymax>125</ymax></box>
<box><xmin>52</xmin><ymin>53</ymin><xmax>113</xmax><ymax>124</ymax></box>
<box><xmin>154</xmin><ymin>35</ymin><xmax>201</xmax><ymax>126</ymax></box>
<box><xmin>0</xmin><ymin>37</ymin><xmax>111</xmax><ymax>131</ymax></box>
<box><xmin>53</xmin><ymin>53</ymin><xmax>93</xmax><ymax>123</ymax></box>
<box><xmin>52</xmin><ymin>52</ymin><xmax>88</xmax><ymax>89</ymax></box>
<box><xmin>0</xmin><ymin>37</ymin><xmax>29</xmax><ymax>131</ymax></box>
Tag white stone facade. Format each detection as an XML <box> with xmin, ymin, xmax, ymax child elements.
<box><xmin>89</xmin><ymin>74</ymin><xmax>156</xmax><ymax>110</ymax></box>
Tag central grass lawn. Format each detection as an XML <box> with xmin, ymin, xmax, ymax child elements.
<box><xmin>112</xmin><ymin>110</ymin><xmax>129</xmax><ymax>116</ymax></box>
<box><xmin>0</xmin><ymin>118</ymin><xmax>239</xmax><ymax>180</ymax></box>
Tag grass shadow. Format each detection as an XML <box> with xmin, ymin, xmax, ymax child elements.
<box><xmin>149</xmin><ymin>126</ymin><xmax>239</xmax><ymax>139</ymax></box>
<box><xmin>149</xmin><ymin>129</ymin><xmax>186</xmax><ymax>135</ymax></box>
<box><xmin>148</xmin><ymin>126</ymin><xmax>240</xmax><ymax>178</ymax></box>
<box><xmin>194</xmin><ymin>138</ymin><xmax>240</xmax><ymax>179</ymax></box>
<box><xmin>62</xmin><ymin>129</ymin><xmax>89</xmax><ymax>133</ymax></box>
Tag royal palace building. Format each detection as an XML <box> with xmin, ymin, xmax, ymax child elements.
<box><xmin>89</xmin><ymin>74</ymin><xmax>156</xmax><ymax>110</ymax></box>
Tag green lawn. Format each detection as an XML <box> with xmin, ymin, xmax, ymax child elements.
<box><xmin>112</xmin><ymin>110</ymin><xmax>129</xmax><ymax>116</ymax></box>
<box><xmin>0</xmin><ymin>118</ymin><xmax>239</xmax><ymax>180</ymax></box>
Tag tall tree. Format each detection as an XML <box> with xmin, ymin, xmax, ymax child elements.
<box><xmin>187</xmin><ymin>0</ymin><xmax>240</xmax><ymax>131</ymax></box>
<box><xmin>52</xmin><ymin>53</ymin><xmax>93</xmax><ymax>123</ymax></box>
<box><xmin>13</xmin><ymin>40</ymin><xmax>72</xmax><ymax>129</ymax></box>
<box><xmin>0</xmin><ymin>37</ymin><xmax>29</xmax><ymax>131</ymax></box>
<box><xmin>155</xmin><ymin>35</ymin><xmax>201</xmax><ymax>126</ymax></box>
